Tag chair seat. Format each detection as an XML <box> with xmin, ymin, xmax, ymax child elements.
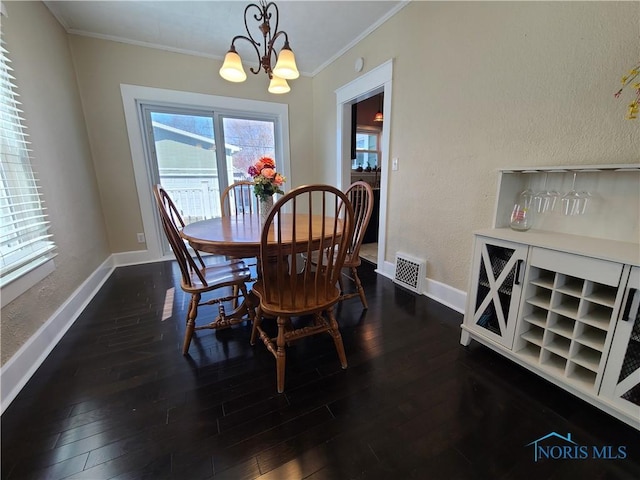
<box><xmin>185</xmin><ymin>259</ymin><xmax>251</xmax><ymax>291</ymax></box>
<box><xmin>252</xmin><ymin>276</ymin><xmax>341</xmax><ymax>317</ymax></box>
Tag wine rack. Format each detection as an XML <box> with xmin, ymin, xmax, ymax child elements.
<box><xmin>513</xmin><ymin>251</ymin><xmax>623</xmax><ymax>394</ymax></box>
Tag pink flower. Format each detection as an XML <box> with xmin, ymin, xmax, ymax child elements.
<box><xmin>261</xmin><ymin>168</ymin><xmax>276</xmax><ymax>179</ymax></box>
<box><xmin>274</xmin><ymin>174</ymin><xmax>284</xmax><ymax>185</ymax></box>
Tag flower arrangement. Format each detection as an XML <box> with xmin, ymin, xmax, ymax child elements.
<box><xmin>614</xmin><ymin>62</ymin><xmax>639</xmax><ymax>120</ymax></box>
<box><xmin>247</xmin><ymin>156</ymin><xmax>286</xmax><ymax>201</ymax></box>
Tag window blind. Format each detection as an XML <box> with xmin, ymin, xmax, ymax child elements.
<box><xmin>0</xmin><ymin>40</ymin><xmax>56</xmax><ymax>288</ymax></box>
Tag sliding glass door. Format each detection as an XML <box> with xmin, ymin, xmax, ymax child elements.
<box><xmin>141</xmin><ymin>104</ymin><xmax>276</xmax><ymax>254</ymax></box>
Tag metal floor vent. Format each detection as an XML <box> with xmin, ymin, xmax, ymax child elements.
<box><xmin>394</xmin><ymin>252</ymin><xmax>426</xmax><ymax>293</ymax></box>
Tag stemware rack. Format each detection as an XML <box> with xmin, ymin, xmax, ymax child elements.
<box><xmin>493</xmin><ymin>164</ymin><xmax>640</xmax><ymax>244</ymax></box>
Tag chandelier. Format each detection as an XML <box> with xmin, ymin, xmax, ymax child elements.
<box><xmin>219</xmin><ymin>1</ymin><xmax>300</xmax><ymax>94</ymax></box>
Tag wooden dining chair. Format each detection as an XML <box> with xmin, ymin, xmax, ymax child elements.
<box><xmin>306</xmin><ymin>181</ymin><xmax>374</xmax><ymax>309</ymax></box>
<box><xmin>338</xmin><ymin>181</ymin><xmax>374</xmax><ymax>309</ymax></box>
<box><xmin>250</xmin><ymin>184</ymin><xmax>355</xmax><ymax>393</ymax></box>
<box><xmin>220</xmin><ymin>180</ymin><xmax>260</xmax><ymax>306</ymax></box>
<box><xmin>220</xmin><ymin>180</ymin><xmax>258</xmax><ymax>216</ymax></box>
<box><xmin>153</xmin><ymin>185</ymin><xmax>255</xmax><ymax>355</ymax></box>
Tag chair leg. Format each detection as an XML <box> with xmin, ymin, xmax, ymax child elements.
<box><xmin>326</xmin><ymin>308</ymin><xmax>347</xmax><ymax>369</ymax></box>
<box><xmin>351</xmin><ymin>267</ymin><xmax>368</xmax><ymax>310</ymax></box>
<box><xmin>239</xmin><ymin>284</ymin><xmax>256</xmax><ymax>324</ymax></box>
<box><xmin>183</xmin><ymin>293</ymin><xmax>200</xmax><ymax>355</ymax></box>
<box><xmin>276</xmin><ymin>316</ymin><xmax>287</xmax><ymax>393</ymax></box>
<box><xmin>250</xmin><ymin>306</ymin><xmax>262</xmax><ymax>345</ymax></box>
<box><xmin>232</xmin><ymin>284</ymin><xmax>239</xmax><ymax>309</ymax></box>
<box><xmin>338</xmin><ymin>273</ymin><xmax>345</xmax><ymax>294</ymax></box>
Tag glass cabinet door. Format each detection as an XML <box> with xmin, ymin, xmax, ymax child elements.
<box><xmin>467</xmin><ymin>237</ymin><xmax>528</xmax><ymax>349</ymax></box>
<box><xmin>600</xmin><ymin>266</ymin><xmax>640</xmax><ymax>424</ymax></box>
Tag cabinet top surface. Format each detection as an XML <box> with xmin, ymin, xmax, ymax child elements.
<box><xmin>499</xmin><ymin>164</ymin><xmax>640</xmax><ymax>173</ymax></box>
<box><xmin>475</xmin><ymin>228</ymin><xmax>640</xmax><ymax>266</ymax></box>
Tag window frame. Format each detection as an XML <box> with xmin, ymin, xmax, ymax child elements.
<box><xmin>352</xmin><ymin>127</ymin><xmax>381</xmax><ymax>170</ymax></box>
<box><xmin>0</xmin><ymin>41</ymin><xmax>56</xmax><ymax>307</ymax></box>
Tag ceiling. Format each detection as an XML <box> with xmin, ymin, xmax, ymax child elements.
<box><xmin>44</xmin><ymin>1</ymin><xmax>407</xmax><ymax>76</ymax></box>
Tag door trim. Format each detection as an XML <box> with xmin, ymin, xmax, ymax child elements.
<box><xmin>335</xmin><ymin>60</ymin><xmax>393</xmax><ymax>272</ymax></box>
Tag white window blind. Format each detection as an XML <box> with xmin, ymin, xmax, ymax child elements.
<box><xmin>0</xmin><ymin>40</ymin><xmax>56</xmax><ymax>288</ymax></box>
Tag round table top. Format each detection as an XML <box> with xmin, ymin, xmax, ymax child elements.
<box><xmin>180</xmin><ymin>213</ymin><xmax>342</xmax><ymax>258</ymax></box>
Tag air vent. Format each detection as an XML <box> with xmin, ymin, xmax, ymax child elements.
<box><xmin>394</xmin><ymin>252</ymin><xmax>426</xmax><ymax>293</ymax></box>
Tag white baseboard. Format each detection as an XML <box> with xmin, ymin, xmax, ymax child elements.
<box><xmin>424</xmin><ymin>278</ymin><xmax>466</xmax><ymax>314</ymax></box>
<box><xmin>0</xmin><ymin>256</ymin><xmax>116</xmax><ymax>414</ymax></box>
<box><xmin>112</xmin><ymin>248</ymin><xmax>156</xmax><ymax>266</ymax></box>
<box><xmin>112</xmin><ymin>249</ymin><xmax>176</xmax><ymax>267</ymax></box>
<box><xmin>379</xmin><ymin>259</ymin><xmax>467</xmax><ymax>314</ymax></box>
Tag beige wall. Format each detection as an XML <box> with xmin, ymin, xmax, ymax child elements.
<box><xmin>68</xmin><ymin>36</ymin><xmax>314</xmax><ymax>253</ymax></box>
<box><xmin>1</xmin><ymin>1</ymin><xmax>110</xmax><ymax>364</ymax></box>
<box><xmin>313</xmin><ymin>1</ymin><xmax>640</xmax><ymax>292</ymax></box>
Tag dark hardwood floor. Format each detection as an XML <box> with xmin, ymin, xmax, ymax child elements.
<box><xmin>2</xmin><ymin>258</ymin><xmax>639</xmax><ymax>479</ymax></box>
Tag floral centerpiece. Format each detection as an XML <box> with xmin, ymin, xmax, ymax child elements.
<box><xmin>247</xmin><ymin>156</ymin><xmax>286</xmax><ymax>223</ymax></box>
<box><xmin>615</xmin><ymin>62</ymin><xmax>639</xmax><ymax>120</ymax></box>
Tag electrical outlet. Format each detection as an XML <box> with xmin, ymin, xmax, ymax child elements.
<box><xmin>392</xmin><ymin>157</ymin><xmax>399</xmax><ymax>171</ymax></box>
<box><xmin>137</xmin><ymin>233</ymin><xmax>146</xmax><ymax>243</ymax></box>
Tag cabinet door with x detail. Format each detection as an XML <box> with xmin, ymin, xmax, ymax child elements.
<box><xmin>464</xmin><ymin>236</ymin><xmax>529</xmax><ymax>349</ymax></box>
<box><xmin>600</xmin><ymin>266</ymin><xmax>640</xmax><ymax>427</ymax></box>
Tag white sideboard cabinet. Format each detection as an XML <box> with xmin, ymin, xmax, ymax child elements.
<box><xmin>460</xmin><ymin>164</ymin><xmax>640</xmax><ymax>429</ymax></box>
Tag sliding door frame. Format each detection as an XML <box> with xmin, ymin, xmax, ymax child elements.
<box><xmin>121</xmin><ymin>84</ymin><xmax>291</xmax><ymax>261</ymax></box>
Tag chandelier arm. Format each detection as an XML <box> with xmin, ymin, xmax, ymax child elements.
<box><xmin>269</xmin><ymin>30</ymin><xmax>290</xmax><ymax>50</ymax></box>
<box><xmin>230</xmin><ymin>35</ymin><xmax>263</xmax><ymax>76</ymax></box>
<box><xmin>267</xmin><ymin>30</ymin><xmax>291</xmax><ymax>71</ymax></box>
<box><xmin>242</xmin><ymin>1</ymin><xmax>275</xmax><ymax>76</ymax></box>
<box><xmin>265</xmin><ymin>2</ymin><xmax>279</xmax><ymax>42</ymax></box>
<box><xmin>243</xmin><ymin>3</ymin><xmax>265</xmax><ymax>48</ymax></box>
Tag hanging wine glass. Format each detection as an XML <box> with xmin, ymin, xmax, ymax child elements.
<box><xmin>518</xmin><ymin>174</ymin><xmax>535</xmax><ymax>210</ymax></box>
<box><xmin>576</xmin><ymin>186</ymin><xmax>592</xmax><ymax>215</ymax></box>
<box><xmin>533</xmin><ymin>172</ymin><xmax>559</xmax><ymax>214</ymax></box>
<box><xmin>561</xmin><ymin>172</ymin><xmax>588</xmax><ymax>216</ymax></box>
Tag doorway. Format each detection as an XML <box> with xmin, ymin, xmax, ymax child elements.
<box><xmin>351</xmin><ymin>93</ymin><xmax>383</xmax><ymax>265</ymax></box>
<box><xmin>336</xmin><ymin>60</ymin><xmax>393</xmax><ymax>275</ymax></box>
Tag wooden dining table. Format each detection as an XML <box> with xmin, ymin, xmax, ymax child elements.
<box><xmin>180</xmin><ymin>212</ymin><xmax>344</xmax><ymax>259</ymax></box>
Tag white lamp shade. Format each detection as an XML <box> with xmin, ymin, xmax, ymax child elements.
<box><xmin>272</xmin><ymin>48</ymin><xmax>299</xmax><ymax>80</ymax></box>
<box><xmin>268</xmin><ymin>75</ymin><xmax>290</xmax><ymax>94</ymax></box>
<box><xmin>219</xmin><ymin>50</ymin><xmax>247</xmax><ymax>82</ymax></box>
